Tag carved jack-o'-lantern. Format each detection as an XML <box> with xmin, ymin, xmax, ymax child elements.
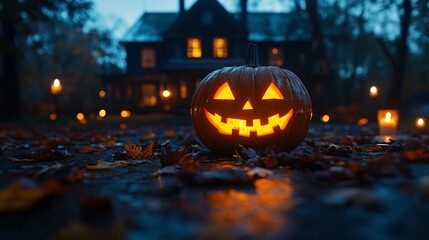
<box><xmin>190</xmin><ymin>44</ymin><xmax>312</xmax><ymax>153</ymax></box>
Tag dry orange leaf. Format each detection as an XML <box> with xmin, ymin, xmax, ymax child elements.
<box><xmin>125</xmin><ymin>142</ymin><xmax>154</xmax><ymax>160</ymax></box>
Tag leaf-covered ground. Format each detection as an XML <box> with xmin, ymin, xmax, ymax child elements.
<box><xmin>0</xmin><ymin>118</ymin><xmax>429</xmax><ymax>240</ymax></box>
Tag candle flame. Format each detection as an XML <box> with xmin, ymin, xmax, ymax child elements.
<box><xmin>53</xmin><ymin>79</ymin><xmax>61</xmax><ymax>87</ymax></box>
<box><xmin>385</xmin><ymin>112</ymin><xmax>391</xmax><ymax>122</ymax></box>
<box><xmin>416</xmin><ymin>118</ymin><xmax>425</xmax><ymax>128</ymax></box>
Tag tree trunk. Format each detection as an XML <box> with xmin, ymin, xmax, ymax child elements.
<box><xmin>304</xmin><ymin>0</ymin><xmax>333</xmax><ymax>76</ymax></box>
<box><xmin>1</xmin><ymin>19</ymin><xmax>20</xmax><ymax>120</ymax></box>
<box><xmin>378</xmin><ymin>0</ymin><xmax>412</xmax><ymax>108</ymax></box>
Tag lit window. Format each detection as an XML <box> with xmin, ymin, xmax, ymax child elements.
<box><xmin>187</xmin><ymin>38</ymin><xmax>202</xmax><ymax>58</ymax></box>
<box><xmin>268</xmin><ymin>47</ymin><xmax>283</xmax><ymax>66</ymax></box>
<box><xmin>180</xmin><ymin>81</ymin><xmax>187</xmax><ymax>99</ymax></box>
<box><xmin>141</xmin><ymin>84</ymin><xmax>157</xmax><ymax>107</ymax></box>
<box><xmin>213</xmin><ymin>37</ymin><xmax>227</xmax><ymax>58</ymax></box>
<box><xmin>141</xmin><ymin>48</ymin><xmax>156</xmax><ymax>68</ymax></box>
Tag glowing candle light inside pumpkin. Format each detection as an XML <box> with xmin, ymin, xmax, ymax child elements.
<box><xmin>416</xmin><ymin>118</ymin><xmax>426</xmax><ymax>128</ymax></box>
<box><xmin>51</xmin><ymin>79</ymin><xmax>62</xmax><ymax>95</ymax></box>
<box><xmin>377</xmin><ymin>110</ymin><xmax>398</xmax><ymax>135</ymax></box>
<box><xmin>369</xmin><ymin>86</ymin><xmax>378</xmax><ymax>97</ymax></box>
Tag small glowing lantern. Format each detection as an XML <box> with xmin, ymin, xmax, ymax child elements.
<box><xmin>49</xmin><ymin>113</ymin><xmax>57</xmax><ymax>121</ymax></box>
<box><xmin>120</xmin><ymin>110</ymin><xmax>131</xmax><ymax>118</ymax></box>
<box><xmin>416</xmin><ymin>118</ymin><xmax>426</xmax><ymax>128</ymax></box>
<box><xmin>99</xmin><ymin>90</ymin><xmax>106</xmax><ymax>98</ymax></box>
<box><xmin>321</xmin><ymin>114</ymin><xmax>330</xmax><ymax>123</ymax></box>
<box><xmin>76</xmin><ymin>112</ymin><xmax>85</xmax><ymax>121</ymax></box>
<box><xmin>190</xmin><ymin>43</ymin><xmax>312</xmax><ymax>153</ymax></box>
<box><xmin>357</xmin><ymin>118</ymin><xmax>368</xmax><ymax>126</ymax></box>
<box><xmin>377</xmin><ymin>110</ymin><xmax>398</xmax><ymax>135</ymax></box>
<box><xmin>99</xmin><ymin>109</ymin><xmax>106</xmax><ymax>118</ymax></box>
<box><xmin>51</xmin><ymin>79</ymin><xmax>62</xmax><ymax>95</ymax></box>
<box><xmin>162</xmin><ymin>90</ymin><xmax>171</xmax><ymax>98</ymax></box>
<box><xmin>369</xmin><ymin>86</ymin><xmax>378</xmax><ymax>97</ymax></box>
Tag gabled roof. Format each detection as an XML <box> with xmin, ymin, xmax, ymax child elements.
<box><xmin>121</xmin><ymin>11</ymin><xmax>311</xmax><ymax>43</ymax></box>
<box><xmin>121</xmin><ymin>13</ymin><xmax>178</xmax><ymax>42</ymax></box>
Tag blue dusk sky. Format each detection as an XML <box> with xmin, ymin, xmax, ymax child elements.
<box><xmin>91</xmin><ymin>0</ymin><xmax>290</xmax><ymax>39</ymax></box>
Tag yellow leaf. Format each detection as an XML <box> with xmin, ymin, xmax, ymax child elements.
<box><xmin>144</xmin><ymin>132</ymin><xmax>156</xmax><ymax>139</ymax></box>
<box><xmin>164</xmin><ymin>130</ymin><xmax>176</xmax><ymax>138</ymax></box>
<box><xmin>107</xmin><ymin>140</ymin><xmax>117</xmax><ymax>148</ymax></box>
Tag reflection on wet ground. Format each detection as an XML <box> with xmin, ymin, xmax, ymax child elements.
<box><xmin>191</xmin><ymin>174</ymin><xmax>295</xmax><ymax>238</ymax></box>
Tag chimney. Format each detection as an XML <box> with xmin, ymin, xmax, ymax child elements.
<box><xmin>179</xmin><ymin>0</ymin><xmax>185</xmax><ymax>16</ymax></box>
<box><xmin>240</xmin><ymin>0</ymin><xmax>248</xmax><ymax>32</ymax></box>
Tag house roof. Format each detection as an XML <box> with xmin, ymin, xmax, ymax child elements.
<box><xmin>121</xmin><ymin>12</ymin><xmax>311</xmax><ymax>43</ymax></box>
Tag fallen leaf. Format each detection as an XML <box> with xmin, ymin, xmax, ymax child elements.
<box><xmin>144</xmin><ymin>132</ymin><xmax>156</xmax><ymax>139</ymax></box>
<box><xmin>125</xmin><ymin>141</ymin><xmax>154</xmax><ymax>160</ymax></box>
<box><xmin>86</xmin><ymin>160</ymin><xmax>130</xmax><ymax>170</ymax></box>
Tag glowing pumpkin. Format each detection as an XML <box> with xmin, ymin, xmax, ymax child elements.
<box><xmin>190</xmin><ymin>43</ymin><xmax>312</xmax><ymax>153</ymax></box>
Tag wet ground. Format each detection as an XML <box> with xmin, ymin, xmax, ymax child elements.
<box><xmin>0</xmin><ymin>117</ymin><xmax>428</xmax><ymax>240</ymax></box>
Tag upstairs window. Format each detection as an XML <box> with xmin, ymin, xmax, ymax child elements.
<box><xmin>187</xmin><ymin>38</ymin><xmax>202</xmax><ymax>58</ymax></box>
<box><xmin>141</xmin><ymin>48</ymin><xmax>156</xmax><ymax>68</ymax></box>
<box><xmin>213</xmin><ymin>37</ymin><xmax>227</xmax><ymax>58</ymax></box>
<box><xmin>268</xmin><ymin>47</ymin><xmax>283</xmax><ymax>66</ymax></box>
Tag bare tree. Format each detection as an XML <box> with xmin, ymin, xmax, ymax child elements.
<box><xmin>376</xmin><ymin>0</ymin><xmax>412</xmax><ymax>108</ymax></box>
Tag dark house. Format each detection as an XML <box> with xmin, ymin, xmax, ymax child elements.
<box><xmin>102</xmin><ymin>0</ymin><xmax>328</xmax><ymax>113</ymax></box>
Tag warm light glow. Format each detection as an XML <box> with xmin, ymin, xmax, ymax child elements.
<box><xmin>205</xmin><ymin>178</ymin><xmax>293</xmax><ymax>235</ymax></box>
<box><xmin>272</xmin><ymin>48</ymin><xmax>279</xmax><ymax>54</ymax></box>
<box><xmin>76</xmin><ymin>112</ymin><xmax>85</xmax><ymax>121</ymax></box>
<box><xmin>321</xmin><ymin>114</ymin><xmax>330</xmax><ymax>123</ymax></box>
<box><xmin>99</xmin><ymin>109</ymin><xmax>106</xmax><ymax>118</ymax></box>
<box><xmin>357</xmin><ymin>118</ymin><xmax>368</xmax><ymax>126</ymax></box>
<box><xmin>51</xmin><ymin>79</ymin><xmax>62</xmax><ymax>95</ymax></box>
<box><xmin>385</xmin><ymin>112</ymin><xmax>392</xmax><ymax>122</ymax></box>
<box><xmin>369</xmin><ymin>86</ymin><xmax>378</xmax><ymax>97</ymax></box>
<box><xmin>162</xmin><ymin>90</ymin><xmax>171</xmax><ymax>98</ymax></box>
<box><xmin>262</xmin><ymin>83</ymin><xmax>285</xmax><ymax>100</ymax></box>
<box><xmin>213</xmin><ymin>37</ymin><xmax>228</xmax><ymax>58</ymax></box>
<box><xmin>213</xmin><ymin>82</ymin><xmax>235</xmax><ymax>100</ymax></box>
<box><xmin>53</xmin><ymin>79</ymin><xmax>60</xmax><ymax>87</ymax></box>
<box><xmin>121</xmin><ymin>110</ymin><xmax>131</xmax><ymax>118</ymax></box>
<box><xmin>242</xmin><ymin>100</ymin><xmax>253</xmax><ymax>110</ymax></box>
<box><xmin>99</xmin><ymin>90</ymin><xmax>106</xmax><ymax>98</ymax></box>
<box><xmin>120</xmin><ymin>123</ymin><xmax>127</xmax><ymax>129</ymax></box>
<box><xmin>204</xmin><ymin>108</ymin><xmax>293</xmax><ymax>137</ymax></box>
<box><xmin>416</xmin><ymin>118</ymin><xmax>426</xmax><ymax>128</ymax></box>
<box><xmin>377</xmin><ymin>109</ymin><xmax>398</xmax><ymax>136</ymax></box>
<box><xmin>49</xmin><ymin>113</ymin><xmax>57</xmax><ymax>121</ymax></box>
<box><xmin>187</xmin><ymin>38</ymin><xmax>202</xmax><ymax>58</ymax></box>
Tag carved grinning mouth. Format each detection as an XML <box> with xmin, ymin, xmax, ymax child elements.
<box><xmin>204</xmin><ymin>108</ymin><xmax>294</xmax><ymax>137</ymax></box>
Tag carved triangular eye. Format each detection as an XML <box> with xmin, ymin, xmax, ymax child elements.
<box><xmin>262</xmin><ymin>82</ymin><xmax>284</xmax><ymax>100</ymax></box>
<box><xmin>214</xmin><ymin>82</ymin><xmax>235</xmax><ymax>100</ymax></box>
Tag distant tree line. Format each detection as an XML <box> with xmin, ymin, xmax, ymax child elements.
<box><xmin>0</xmin><ymin>0</ymin><xmax>122</xmax><ymax>120</ymax></box>
<box><xmin>249</xmin><ymin>0</ymin><xmax>428</xmax><ymax>115</ymax></box>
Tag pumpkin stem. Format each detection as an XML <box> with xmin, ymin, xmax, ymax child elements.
<box><xmin>243</xmin><ymin>43</ymin><xmax>260</xmax><ymax>67</ymax></box>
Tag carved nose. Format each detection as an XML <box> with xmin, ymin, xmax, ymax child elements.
<box><xmin>242</xmin><ymin>100</ymin><xmax>253</xmax><ymax>110</ymax></box>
